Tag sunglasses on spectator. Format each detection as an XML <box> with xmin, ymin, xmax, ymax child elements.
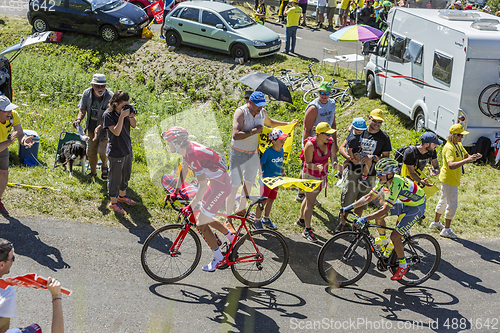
<box><xmin>371</xmin><ymin>119</ymin><xmax>383</xmax><ymax>124</ymax></box>
<box><xmin>321</xmin><ymin>132</ymin><xmax>332</xmax><ymax>137</ymax></box>
<box><xmin>456</xmin><ymin>134</ymin><xmax>464</xmax><ymax>137</ymax></box>
<box><xmin>319</xmin><ymin>91</ymin><xmax>330</xmax><ymax>96</ymax></box>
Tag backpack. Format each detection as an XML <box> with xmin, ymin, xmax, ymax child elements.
<box><xmin>300</xmin><ymin>136</ymin><xmax>333</xmax><ymax>162</ymax></box>
<box><xmin>393</xmin><ymin>145</ymin><xmax>413</xmax><ymax>166</ymax></box>
<box><xmin>472</xmin><ymin>136</ymin><xmax>491</xmax><ymax>164</ymax></box>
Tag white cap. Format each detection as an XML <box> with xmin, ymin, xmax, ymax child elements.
<box><xmin>0</xmin><ymin>95</ymin><xmax>18</xmax><ymax>111</ymax></box>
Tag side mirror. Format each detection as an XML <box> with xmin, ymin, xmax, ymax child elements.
<box><xmin>216</xmin><ymin>23</ymin><xmax>225</xmax><ymax>30</ymax></box>
<box><xmin>361</xmin><ymin>41</ymin><xmax>377</xmax><ymax>55</ymax></box>
<box><xmin>84</xmin><ymin>9</ymin><xmax>92</xmax><ymax>14</ymax></box>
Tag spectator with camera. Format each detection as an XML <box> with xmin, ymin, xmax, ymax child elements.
<box><xmin>74</xmin><ymin>74</ymin><xmax>113</xmax><ymax>179</ymax></box>
<box><xmin>102</xmin><ymin>91</ymin><xmax>137</xmax><ymax>215</ymax></box>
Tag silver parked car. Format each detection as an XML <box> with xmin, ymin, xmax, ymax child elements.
<box><xmin>163</xmin><ymin>1</ymin><xmax>281</xmax><ymax>60</ymax></box>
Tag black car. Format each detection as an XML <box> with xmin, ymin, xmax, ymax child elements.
<box><xmin>27</xmin><ymin>0</ymin><xmax>149</xmax><ymax>42</ymax></box>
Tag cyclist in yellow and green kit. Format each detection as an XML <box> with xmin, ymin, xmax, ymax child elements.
<box><xmin>341</xmin><ymin>158</ymin><xmax>426</xmax><ymax>281</ymax></box>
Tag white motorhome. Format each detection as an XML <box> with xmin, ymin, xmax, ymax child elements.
<box><xmin>364</xmin><ymin>8</ymin><xmax>500</xmax><ymax>146</ymax></box>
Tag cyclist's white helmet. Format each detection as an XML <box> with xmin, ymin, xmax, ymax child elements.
<box><xmin>375</xmin><ymin>158</ymin><xmax>400</xmax><ymax>175</ymax></box>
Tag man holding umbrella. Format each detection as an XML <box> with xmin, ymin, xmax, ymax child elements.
<box><xmin>225</xmin><ymin>92</ymin><xmax>297</xmax><ymax>232</ymax></box>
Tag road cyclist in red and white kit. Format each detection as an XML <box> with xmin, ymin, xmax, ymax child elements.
<box><xmin>162</xmin><ymin>126</ymin><xmax>237</xmax><ymax>272</ymax></box>
<box><xmin>341</xmin><ymin>158</ymin><xmax>427</xmax><ymax>281</ymax></box>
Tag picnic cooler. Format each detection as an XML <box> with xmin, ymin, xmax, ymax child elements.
<box><xmin>19</xmin><ymin>129</ymin><xmax>40</xmax><ymax>166</ymax></box>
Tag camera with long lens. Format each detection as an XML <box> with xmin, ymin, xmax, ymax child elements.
<box><xmin>124</xmin><ymin>104</ymin><xmax>137</xmax><ymax>114</ymax></box>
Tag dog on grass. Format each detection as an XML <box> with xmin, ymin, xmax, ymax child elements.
<box><xmin>58</xmin><ymin>140</ymin><xmax>86</xmax><ymax>177</ymax></box>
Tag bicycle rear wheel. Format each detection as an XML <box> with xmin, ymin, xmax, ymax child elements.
<box><xmin>141</xmin><ymin>224</ymin><xmax>201</xmax><ymax>283</ymax></box>
<box><xmin>478</xmin><ymin>83</ymin><xmax>500</xmax><ymax>117</ymax></box>
<box><xmin>301</xmin><ymin>74</ymin><xmax>324</xmax><ymax>91</ymax></box>
<box><xmin>230</xmin><ymin>230</ymin><xmax>289</xmax><ymax>287</ymax></box>
<box><xmin>333</xmin><ymin>92</ymin><xmax>353</xmax><ymax>110</ymax></box>
<box><xmin>487</xmin><ymin>87</ymin><xmax>500</xmax><ymax>117</ymax></box>
<box><xmin>389</xmin><ymin>234</ymin><xmax>441</xmax><ymax>287</ymax></box>
<box><xmin>317</xmin><ymin>232</ymin><xmax>372</xmax><ymax>287</ymax></box>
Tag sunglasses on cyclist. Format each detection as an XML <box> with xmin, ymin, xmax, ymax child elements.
<box><xmin>376</xmin><ymin>172</ymin><xmax>388</xmax><ymax>177</ymax></box>
<box><xmin>319</xmin><ymin>91</ymin><xmax>330</xmax><ymax>96</ymax></box>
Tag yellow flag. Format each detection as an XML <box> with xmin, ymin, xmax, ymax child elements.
<box><xmin>258</xmin><ymin>123</ymin><xmax>296</xmax><ymax>163</ymax></box>
<box><xmin>261</xmin><ymin>176</ymin><xmax>321</xmax><ymax>192</ymax></box>
<box><xmin>401</xmin><ymin>165</ymin><xmax>439</xmax><ymax>198</ymax></box>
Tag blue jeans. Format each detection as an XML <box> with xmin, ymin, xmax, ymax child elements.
<box><xmin>285</xmin><ymin>26</ymin><xmax>298</xmax><ymax>53</ymax></box>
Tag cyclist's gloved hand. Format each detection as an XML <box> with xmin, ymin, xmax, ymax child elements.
<box><xmin>355</xmin><ymin>216</ymin><xmax>367</xmax><ymax>228</ymax></box>
<box><xmin>180</xmin><ymin>205</ymin><xmax>193</xmax><ymax>217</ymax></box>
<box><xmin>340</xmin><ymin>204</ymin><xmax>354</xmax><ymax>214</ymax></box>
<box><xmin>169</xmin><ymin>192</ymin><xmax>187</xmax><ymax>203</ymax></box>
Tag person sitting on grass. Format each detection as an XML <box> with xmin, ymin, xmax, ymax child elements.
<box><xmin>253</xmin><ymin>128</ymin><xmax>289</xmax><ymax>230</ymax></box>
<box><xmin>346</xmin><ymin>117</ymin><xmax>371</xmax><ymax>188</ymax></box>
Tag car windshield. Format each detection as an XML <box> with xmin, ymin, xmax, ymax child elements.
<box><xmin>89</xmin><ymin>0</ymin><xmax>123</xmax><ymax>10</ymax></box>
<box><xmin>219</xmin><ymin>8</ymin><xmax>255</xmax><ymax>29</ymax></box>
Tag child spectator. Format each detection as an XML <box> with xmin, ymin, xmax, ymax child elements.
<box><xmin>253</xmin><ymin>128</ymin><xmax>288</xmax><ymax>230</ymax></box>
<box><xmin>346</xmin><ymin>117</ymin><xmax>371</xmax><ymax>188</ymax></box>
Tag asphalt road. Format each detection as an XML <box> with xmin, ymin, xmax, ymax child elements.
<box><xmin>1</xmin><ymin>216</ymin><xmax>499</xmax><ymax>332</ymax></box>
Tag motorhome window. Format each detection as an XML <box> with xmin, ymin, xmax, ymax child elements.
<box><xmin>403</xmin><ymin>40</ymin><xmax>423</xmax><ymax>64</ymax></box>
<box><xmin>388</xmin><ymin>33</ymin><xmax>406</xmax><ymax>62</ymax></box>
<box><xmin>377</xmin><ymin>32</ymin><xmax>389</xmax><ymax>57</ymax></box>
<box><xmin>432</xmin><ymin>52</ymin><xmax>453</xmax><ymax>85</ymax></box>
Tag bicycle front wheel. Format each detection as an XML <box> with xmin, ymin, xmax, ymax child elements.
<box><xmin>487</xmin><ymin>87</ymin><xmax>500</xmax><ymax>117</ymax></box>
<box><xmin>478</xmin><ymin>83</ymin><xmax>500</xmax><ymax>117</ymax></box>
<box><xmin>230</xmin><ymin>230</ymin><xmax>289</xmax><ymax>287</ymax></box>
<box><xmin>317</xmin><ymin>232</ymin><xmax>372</xmax><ymax>287</ymax></box>
<box><xmin>389</xmin><ymin>233</ymin><xmax>441</xmax><ymax>287</ymax></box>
<box><xmin>141</xmin><ymin>224</ymin><xmax>202</xmax><ymax>283</ymax></box>
<box><xmin>301</xmin><ymin>74</ymin><xmax>324</xmax><ymax>91</ymax></box>
<box><xmin>333</xmin><ymin>92</ymin><xmax>354</xmax><ymax>110</ymax></box>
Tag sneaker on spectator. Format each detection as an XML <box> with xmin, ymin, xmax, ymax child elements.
<box><xmin>261</xmin><ymin>218</ymin><xmax>278</xmax><ymax>230</ymax></box>
<box><xmin>109</xmin><ymin>202</ymin><xmax>126</xmax><ymax>215</ymax></box>
<box><xmin>301</xmin><ymin>21</ymin><xmax>307</xmax><ymax>27</ymax></box>
<box><xmin>302</xmin><ymin>229</ymin><xmax>318</xmax><ymax>243</ymax></box>
<box><xmin>358</xmin><ymin>179</ymin><xmax>371</xmax><ymax>188</ymax></box>
<box><xmin>440</xmin><ymin>229</ymin><xmax>458</xmax><ymax>239</ymax></box>
<box><xmin>295</xmin><ymin>219</ymin><xmax>305</xmax><ymax>228</ymax></box>
<box><xmin>252</xmin><ymin>219</ymin><xmax>264</xmax><ymax>230</ymax></box>
<box><xmin>429</xmin><ymin>222</ymin><xmax>445</xmax><ymax>231</ymax></box>
<box><xmin>0</xmin><ymin>200</ymin><xmax>9</xmax><ymax>216</ymax></box>
<box><xmin>295</xmin><ymin>193</ymin><xmax>305</xmax><ymax>203</ymax></box>
<box><xmin>327</xmin><ymin>24</ymin><xmax>333</xmax><ymax>30</ymax></box>
<box><xmin>117</xmin><ymin>195</ymin><xmax>136</xmax><ymax>206</ymax></box>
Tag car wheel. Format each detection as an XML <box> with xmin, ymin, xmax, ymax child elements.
<box><xmin>231</xmin><ymin>43</ymin><xmax>249</xmax><ymax>61</ymax></box>
<box><xmin>414</xmin><ymin>109</ymin><xmax>425</xmax><ymax>132</ymax></box>
<box><xmin>100</xmin><ymin>25</ymin><xmax>118</xmax><ymax>42</ymax></box>
<box><xmin>366</xmin><ymin>73</ymin><xmax>377</xmax><ymax>99</ymax></box>
<box><xmin>166</xmin><ymin>31</ymin><xmax>181</xmax><ymax>47</ymax></box>
<box><xmin>33</xmin><ymin>17</ymin><xmax>49</xmax><ymax>32</ymax></box>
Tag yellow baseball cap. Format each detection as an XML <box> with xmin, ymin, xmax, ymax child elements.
<box><xmin>370</xmin><ymin>109</ymin><xmax>385</xmax><ymax>121</ymax></box>
<box><xmin>449</xmin><ymin>124</ymin><xmax>469</xmax><ymax>135</ymax></box>
<box><xmin>315</xmin><ymin>122</ymin><xmax>336</xmax><ymax>134</ymax></box>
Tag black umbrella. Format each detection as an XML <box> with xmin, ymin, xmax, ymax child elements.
<box><xmin>239</xmin><ymin>72</ymin><xmax>293</xmax><ymax>104</ymax></box>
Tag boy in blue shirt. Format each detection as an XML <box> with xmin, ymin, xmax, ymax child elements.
<box><xmin>253</xmin><ymin>128</ymin><xmax>288</xmax><ymax>230</ymax></box>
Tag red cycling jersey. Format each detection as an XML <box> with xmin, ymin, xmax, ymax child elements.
<box><xmin>183</xmin><ymin>141</ymin><xmax>227</xmax><ymax>180</ymax></box>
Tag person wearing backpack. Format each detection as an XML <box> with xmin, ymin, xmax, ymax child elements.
<box><xmin>401</xmin><ymin>132</ymin><xmax>442</xmax><ymax>187</ymax></box>
<box><xmin>431</xmin><ymin>124</ymin><xmax>481</xmax><ymax>239</ymax></box>
<box><xmin>296</xmin><ymin>122</ymin><xmax>338</xmax><ymax>242</ymax></box>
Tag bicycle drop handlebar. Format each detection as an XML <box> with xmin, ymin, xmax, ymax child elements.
<box><xmin>339</xmin><ymin>209</ymin><xmax>396</xmax><ymax>232</ymax></box>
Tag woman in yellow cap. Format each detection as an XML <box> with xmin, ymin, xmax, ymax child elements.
<box><xmin>431</xmin><ymin>124</ymin><xmax>481</xmax><ymax>239</ymax></box>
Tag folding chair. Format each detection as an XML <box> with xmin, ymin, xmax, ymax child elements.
<box><xmin>321</xmin><ymin>48</ymin><xmax>340</xmax><ymax>75</ymax></box>
<box><xmin>54</xmin><ymin>131</ymin><xmax>87</xmax><ymax>170</ymax></box>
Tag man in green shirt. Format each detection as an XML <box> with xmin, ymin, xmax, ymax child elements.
<box><xmin>282</xmin><ymin>0</ymin><xmax>302</xmax><ymax>54</ymax></box>
<box><xmin>341</xmin><ymin>158</ymin><xmax>426</xmax><ymax>281</ymax></box>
